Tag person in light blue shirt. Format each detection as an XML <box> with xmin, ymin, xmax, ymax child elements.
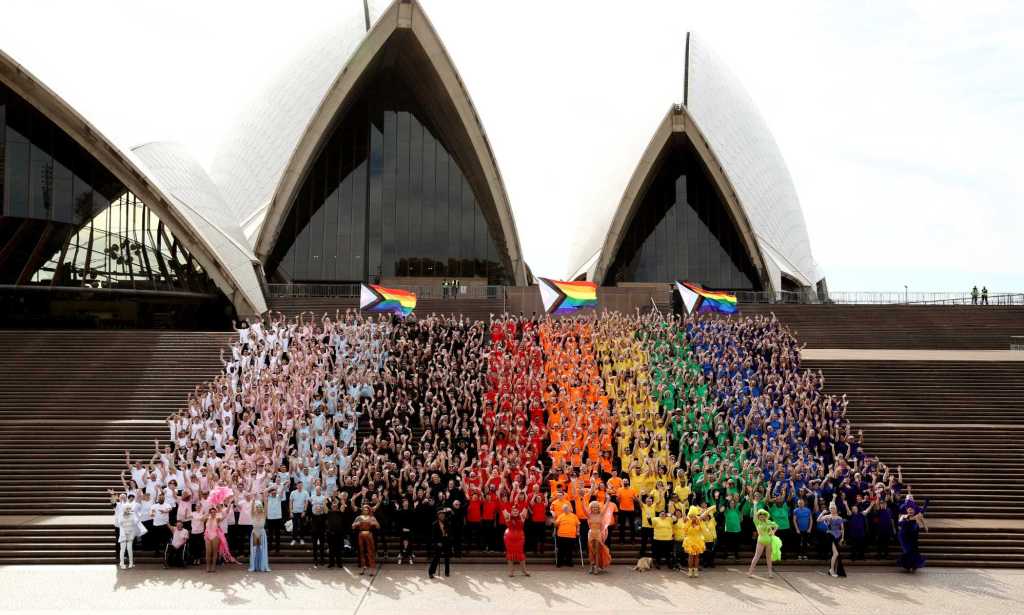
<box><xmin>266</xmin><ymin>486</ymin><xmax>284</xmax><ymax>554</ymax></box>
<box><xmin>289</xmin><ymin>484</ymin><xmax>309</xmax><ymax>545</ymax></box>
<box><xmin>792</xmin><ymin>498</ymin><xmax>813</xmax><ymax>560</ymax></box>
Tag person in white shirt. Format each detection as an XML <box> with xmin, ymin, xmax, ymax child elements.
<box><xmin>135</xmin><ymin>492</ymin><xmax>154</xmax><ymax>552</ymax></box>
<box><xmin>150</xmin><ymin>494</ymin><xmax>173</xmax><ymax>556</ymax></box>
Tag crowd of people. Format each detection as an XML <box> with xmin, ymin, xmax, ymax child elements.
<box><xmin>110</xmin><ymin>307</ymin><xmax>928</xmax><ymax>578</ymax></box>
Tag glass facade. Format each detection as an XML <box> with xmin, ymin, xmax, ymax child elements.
<box><xmin>30</xmin><ymin>191</ymin><xmax>215</xmax><ymax>292</ymax></box>
<box><xmin>0</xmin><ymin>81</ymin><xmax>216</xmax><ymax>293</ymax></box>
<box><xmin>268</xmin><ymin>67</ymin><xmax>510</xmax><ymax>284</ymax></box>
<box><xmin>606</xmin><ymin>135</ymin><xmax>762</xmax><ymax>290</ymax></box>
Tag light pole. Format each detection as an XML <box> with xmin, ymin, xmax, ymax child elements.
<box><xmin>904</xmin><ymin>285</ymin><xmax>908</xmax><ymax>304</ymax></box>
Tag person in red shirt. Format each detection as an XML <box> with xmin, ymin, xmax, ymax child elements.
<box><xmin>466</xmin><ymin>489</ymin><xmax>483</xmax><ymax>551</ymax></box>
<box><xmin>481</xmin><ymin>487</ymin><xmax>499</xmax><ymax>552</ymax></box>
<box><xmin>528</xmin><ymin>486</ymin><xmax>548</xmax><ymax>555</ymax></box>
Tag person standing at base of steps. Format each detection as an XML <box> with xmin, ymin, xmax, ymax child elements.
<box><xmin>554</xmin><ymin>504</ymin><xmax>580</xmax><ymax>568</ymax></box>
<box><xmin>150</xmin><ymin>493</ymin><xmax>173</xmax><ymax>557</ymax></box>
<box><xmin>746</xmin><ymin>509</ymin><xmax>780</xmax><ymax>578</ymax></box>
<box><xmin>651</xmin><ymin>509</ymin><xmax>675</xmax><ymax>570</ymax></box>
<box><xmin>792</xmin><ymin>498</ymin><xmax>813</xmax><ymax>560</ymax></box>
<box><xmin>428</xmin><ymin>508</ymin><xmax>453</xmax><ymax>579</ymax></box>
<box><xmin>353</xmin><ymin>504</ymin><xmax>380</xmax><ymax>576</ymax></box>
<box><xmin>309</xmin><ymin>485</ymin><xmax>328</xmax><ymax>568</ymax></box>
<box><xmin>326</xmin><ymin>498</ymin><xmax>347</xmax><ymax>569</ymax></box>
<box><xmin>817</xmin><ymin>503</ymin><xmax>847</xmax><ymax>578</ymax></box>
<box><xmin>289</xmin><ymin>482</ymin><xmax>308</xmax><ymax>546</ymax></box>
<box><xmin>118</xmin><ymin>506</ymin><xmax>140</xmax><ymax>569</ymax></box>
<box><xmin>896</xmin><ymin>500</ymin><xmax>928</xmax><ymax>572</ymax></box>
<box><xmin>266</xmin><ymin>485</ymin><xmax>284</xmax><ymax>555</ymax></box>
<box><xmin>189</xmin><ymin>502</ymin><xmax>206</xmax><ymax>566</ymax></box>
<box><xmin>249</xmin><ymin>499</ymin><xmax>271</xmax><ymax>573</ymax></box>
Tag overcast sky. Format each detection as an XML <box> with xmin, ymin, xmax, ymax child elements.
<box><xmin>1</xmin><ymin>0</ymin><xmax>1021</xmax><ymax>292</ymax></box>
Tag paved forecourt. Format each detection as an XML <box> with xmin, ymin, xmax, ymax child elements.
<box><xmin>0</xmin><ymin>565</ymin><xmax>1022</xmax><ymax>614</ymax></box>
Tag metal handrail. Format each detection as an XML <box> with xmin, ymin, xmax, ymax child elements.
<box><xmin>265</xmin><ymin>283</ymin><xmax>505</xmax><ymax>300</ymax></box>
<box><xmin>262</xmin><ymin>284</ymin><xmax>1023</xmax><ymax>306</ymax></box>
<box><xmin>907</xmin><ymin>293</ymin><xmax>1024</xmax><ymax>306</ymax></box>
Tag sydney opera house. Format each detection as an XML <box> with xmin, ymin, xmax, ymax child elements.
<box><xmin>0</xmin><ymin>0</ymin><xmax>824</xmax><ymax>327</ymax></box>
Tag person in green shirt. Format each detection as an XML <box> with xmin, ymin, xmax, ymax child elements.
<box><xmin>768</xmin><ymin>497</ymin><xmax>791</xmax><ymax>559</ymax></box>
<box><xmin>722</xmin><ymin>494</ymin><xmax>743</xmax><ymax>560</ymax></box>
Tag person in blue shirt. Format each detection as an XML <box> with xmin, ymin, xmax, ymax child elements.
<box><xmin>847</xmin><ymin>503</ymin><xmax>868</xmax><ymax>560</ymax></box>
<box><xmin>266</xmin><ymin>485</ymin><xmax>284</xmax><ymax>554</ymax></box>
<box><xmin>289</xmin><ymin>483</ymin><xmax>309</xmax><ymax>545</ymax></box>
<box><xmin>792</xmin><ymin>498</ymin><xmax>813</xmax><ymax>560</ymax></box>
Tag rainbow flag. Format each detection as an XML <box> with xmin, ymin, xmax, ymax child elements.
<box><xmin>675</xmin><ymin>281</ymin><xmax>738</xmax><ymax>315</ymax></box>
<box><xmin>359</xmin><ymin>284</ymin><xmax>416</xmax><ymax>317</ymax></box>
<box><xmin>538</xmin><ymin>278</ymin><xmax>598</xmax><ymax>315</ymax></box>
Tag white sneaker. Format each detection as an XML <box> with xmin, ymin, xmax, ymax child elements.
<box><xmin>120</xmin><ymin>563</ymin><xmax>126</xmax><ymax>570</ymax></box>
<box><xmin>290</xmin><ymin>540</ymin><xmax>297</xmax><ymax>546</ymax></box>
<box><xmin>129</xmin><ymin>563</ymin><xmax>135</xmax><ymax>569</ymax></box>
<box><xmin>829</xmin><ymin>571</ymin><xmax>839</xmax><ymax>578</ymax></box>
<box><xmin>300</xmin><ymin>539</ymin><xmax>305</xmax><ymax>545</ymax></box>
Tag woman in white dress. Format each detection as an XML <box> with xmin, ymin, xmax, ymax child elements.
<box><xmin>118</xmin><ymin>507</ymin><xmax>140</xmax><ymax>569</ymax></box>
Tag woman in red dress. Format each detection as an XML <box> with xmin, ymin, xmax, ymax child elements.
<box><xmin>503</xmin><ymin>507</ymin><xmax>530</xmax><ymax>577</ymax></box>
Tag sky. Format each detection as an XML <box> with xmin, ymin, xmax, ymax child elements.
<box><xmin>0</xmin><ymin>0</ymin><xmax>1021</xmax><ymax>292</ymax></box>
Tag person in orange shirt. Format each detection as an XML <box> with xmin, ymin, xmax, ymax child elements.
<box><xmin>549</xmin><ymin>489</ymin><xmax>571</xmax><ymax>520</ymax></box>
<box><xmin>555</xmin><ymin>504</ymin><xmax>580</xmax><ymax>568</ymax></box>
<box><xmin>607</xmin><ymin>470</ymin><xmax>624</xmax><ymax>493</ymax></box>
<box><xmin>616</xmin><ymin>478</ymin><xmax>639</xmax><ymax>544</ymax></box>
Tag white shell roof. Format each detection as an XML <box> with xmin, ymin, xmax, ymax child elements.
<box><xmin>132</xmin><ymin>142</ymin><xmax>267</xmax><ymax>314</ymax></box>
<box><xmin>209</xmin><ymin>1</ymin><xmax>383</xmax><ymax>241</ymax></box>
<box><xmin>685</xmin><ymin>33</ymin><xmax>822</xmax><ymax>286</ymax></box>
<box><xmin>0</xmin><ymin>1</ymin><xmax>821</xmax><ymax>296</ymax></box>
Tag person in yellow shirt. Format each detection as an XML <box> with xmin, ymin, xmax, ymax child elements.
<box><xmin>701</xmin><ymin>503</ymin><xmax>718</xmax><ymax>569</ymax></box>
<box><xmin>682</xmin><ymin>505</ymin><xmax>708</xmax><ymax>578</ymax></box>
<box><xmin>554</xmin><ymin>504</ymin><xmax>580</xmax><ymax>568</ymax></box>
<box><xmin>672</xmin><ymin>508</ymin><xmax>688</xmax><ymax>570</ymax></box>
<box><xmin>639</xmin><ymin>495</ymin><xmax>658</xmax><ymax>559</ymax></box>
<box><xmin>651</xmin><ymin>510</ymin><xmax>675</xmax><ymax>569</ymax></box>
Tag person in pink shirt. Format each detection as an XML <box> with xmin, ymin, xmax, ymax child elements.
<box><xmin>165</xmin><ymin>521</ymin><xmax>189</xmax><ymax>568</ymax></box>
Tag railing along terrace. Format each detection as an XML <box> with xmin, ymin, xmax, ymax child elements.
<box><xmin>821</xmin><ymin>291</ymin><xmax>1022</xmax><ymax>305</ymax></box>
<box><xmin>265</xmin><ymin>284</ymin><xmax>1022</xmax><ymax>306</ymax></box>
<box><xmin>265</xmin><ymin>283</ymin><xmax>503</xmax><ymax>300</ymax></box>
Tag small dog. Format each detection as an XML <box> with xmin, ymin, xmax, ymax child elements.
<box><xmin>633</xmin><ymin>557</ymin><xmax>653</xmax><ymax>571</ymax></box>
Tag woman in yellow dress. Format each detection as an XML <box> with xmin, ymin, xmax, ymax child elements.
<box><xmin>682</xmin><ymin>505</ymin><xmax>707</xmax><ymax>578</ymax></box>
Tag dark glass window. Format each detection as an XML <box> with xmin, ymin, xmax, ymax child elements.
<box><xmin>268</xmin><ymin>63</ymin><xmax>511</xmax><ymax>284</ymax></box>
<box><xmin>0</xmin><ymin>82</ymin><xmax>218</xmax><ymax>293</ymax></box>
<box><xmin>606</xmin><ymin>134</ymin><xmax>761</xmax><ymax>290</ymax></box>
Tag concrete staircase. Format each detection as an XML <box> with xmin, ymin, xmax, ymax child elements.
<box><xmin>0</xmin><ymin>331</ymin><xmax>229</xmax><ymax>517</ymax></box>
<box><xmin>803</xmin><ymin>359</ymin><xmax>1024</xmax><ymax>522</ymax></box>
<box><xmin>742</xmin><ymin>304</ymin><xmax>1024</xmax><ymax>349</ymax></box>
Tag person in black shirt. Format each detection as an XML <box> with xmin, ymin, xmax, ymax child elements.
<box><xmin>428</xmin><ymin>509</ymin><xmax>452</xmax><ymax>579</ymax></box>
<box><xmin>448</xmin><ymin>499</ymin><xmax>466</xmax><ymax>557</ymax></box>
<box><xmin>325</xmin><ymin>499</ymin><xmax>346</xmax><ymax>568</ymax></box>
<box><xmin>395</xmin><ymin>498</ymin><xmax>416</xmax><ymax>565</ymax></box>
